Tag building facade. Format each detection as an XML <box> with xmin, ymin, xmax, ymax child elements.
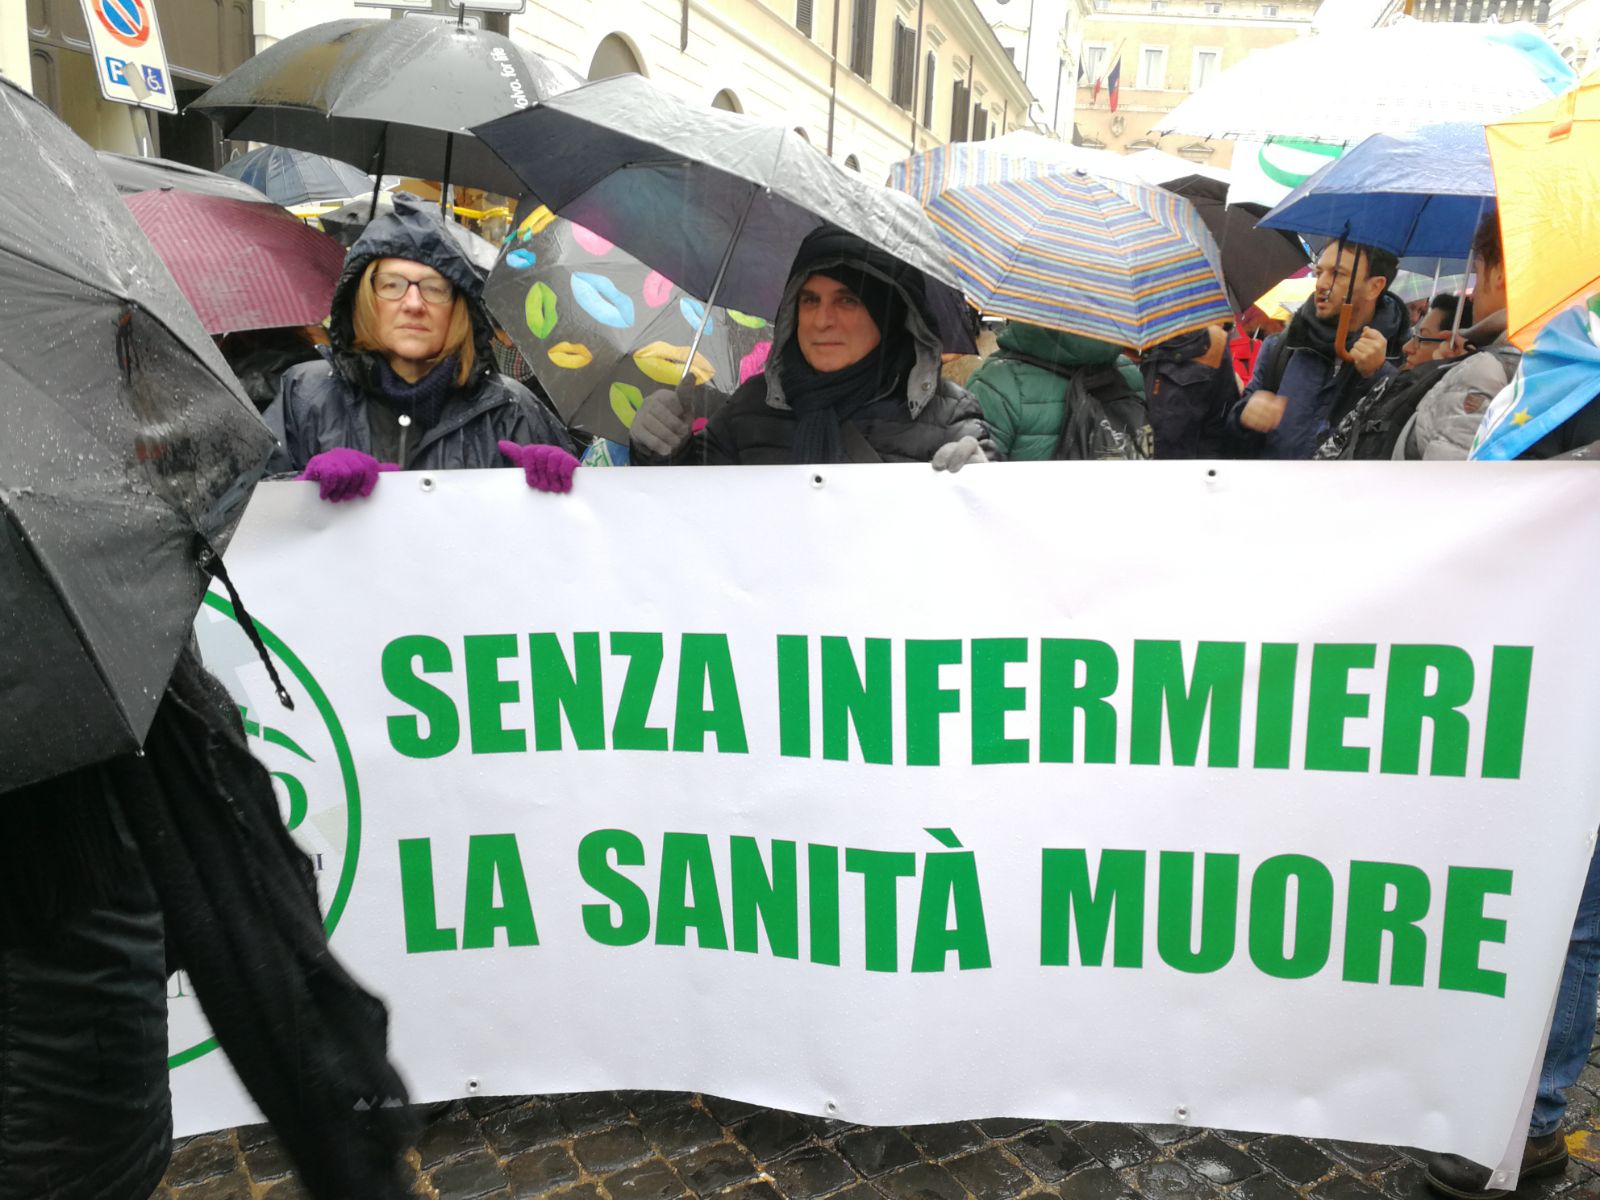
<box><xmin>974</xmin><ymin>0</ymin><xmax>1093</xmax><ymax>138</ymax></box>
<box><xmin>1072</xmin><ymin>0</ymin><xmax>1318</xmax><ymax>165</ymax></box>
<box><xmin>14</xmin><ymin>0</ymin><xmax>253</xmax><ymax>163</ymax></box>
<box><xmin>256</xmin><ymin>0</ymin><xmax>1037</xmax><ymax>184</ymax></box>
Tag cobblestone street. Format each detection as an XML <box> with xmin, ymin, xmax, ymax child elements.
<box><xmin>159</xmin><ymin>1031</ymin><xmax>1600</xmax><ymax>1200</ymax></box>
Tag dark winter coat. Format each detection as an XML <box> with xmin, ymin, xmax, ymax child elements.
<box><xmin>965</xmin><ymin>323</ymin><xmax>1144</xmax><ymax>461</ymax></box>
<box><xmin>0</xmin><ymin>807</ymin><xmax>170</xmax><ymax>1200</ymax></box>
<box><xmin>1138</xmin><ymin>326</ymin><xmax>1239</xmax><ymax>459</ymax></box>
<box><xmin>1229</xmin><ymin>291</ymin><xmax>1410</xmax><ymax>460</ymax></box>
<box><xmin>264</xmin><ymin>195</ymin><xmax>573</xmax><ymax>473</ymax></box>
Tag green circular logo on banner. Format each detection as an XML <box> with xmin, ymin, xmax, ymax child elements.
<box><xmin>169</xmin><ymin>593</ymin><xmax>364</xmax><ymax>1068</ymax></box>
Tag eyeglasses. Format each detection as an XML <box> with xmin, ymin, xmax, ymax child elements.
<box><xmin>371</xmin><ymin>272</ymin><xmax>454</xmax><ymax>306</ymax></box>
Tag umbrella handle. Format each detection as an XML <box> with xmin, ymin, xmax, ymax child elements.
<box><xmin>1334</xmin><ymin>302</ymin><xmax>1356</xmax><ymax>363</ymax></box>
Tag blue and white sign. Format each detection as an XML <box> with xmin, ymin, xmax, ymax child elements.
<box><xmin>77</xmin><ymin>0</ymin><xmax>178</xmax><ymax>113</ymax></box>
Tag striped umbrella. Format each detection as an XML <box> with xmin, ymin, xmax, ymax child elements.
<box><xmin>888</xmin><ymin>143</ymin><xmax>1232</xmax><ymax>351</ymax></box>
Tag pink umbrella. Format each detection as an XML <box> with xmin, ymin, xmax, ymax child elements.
<box><xmin>123</xmin><ymin>188</ymin><xmax>345</xmax><ymax>334</ymax></box>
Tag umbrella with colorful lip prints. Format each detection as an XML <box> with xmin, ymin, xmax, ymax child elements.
<box><xmin>0</xmin><ymin>76</ymin><xmax>274</xmax><ymax>794</ymax></box>
<box><xmin>484</xmin><ymin>204</ymin><xmax>773</xmax><ymax>445</ymax></box>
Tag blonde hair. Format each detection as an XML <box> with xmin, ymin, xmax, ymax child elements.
<box><xmin>350</xmin><ymin>259</ymin><xmax>476</xmax><ymax>387</ymax></box>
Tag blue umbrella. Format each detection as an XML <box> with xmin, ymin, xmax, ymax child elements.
<box><xmin>220</xmin><ymin>145</ymin><xmax>376</xmax><ymax>207</ymax></box>
<box><xmin>1258</xmin><ymin>123</ymin><xmax>1496</xmax><ymax>260</ymax></box>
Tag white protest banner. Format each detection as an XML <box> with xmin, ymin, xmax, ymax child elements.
<box><xmin>174</xmin><ymin>463</ymin><xmax>1600</xmax><ymax>1178</ymax></box>
<box><xmin>1229</xmin><ymin>137</ymin><xmax>1347</xmax><ymax>210</ymax></box>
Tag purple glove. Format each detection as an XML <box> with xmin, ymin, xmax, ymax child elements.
<box><xmin>298</xmin><ymin>448</ymin><xmax>398</xmax><ymax>502</ymax></box>
<box><xmin>498</xmin><ymin>441</ymin><xmax>579</xmax><ymax>494</ymax></box>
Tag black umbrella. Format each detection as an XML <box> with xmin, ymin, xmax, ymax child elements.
<box><xmin>190</xmin><ymin>15</ymin><xmax>585</xmax><ymax>199</ymax></box>
<box><xmin>219</xmin><ymin>144</ymin><xmax>377</xmax><ymax>207</ymax></box>
<box><xmin>97</xmin><ymin>149</ymin><xmax>273</xmax><ymax>203</ymax></box>
<box><xmin>472</xmin><ymin>72</ymin><xmax>977</xmax><ymax>353</ymax></box>
<box><xmin>1158</xmin><ymin>173</ymin><xmax>1310</xmax><ymax>316</ymax></box>
<box><xmin>0</xmin><ymin>76</ymin><xmax>274</xmax><ymax>795</ymax></box>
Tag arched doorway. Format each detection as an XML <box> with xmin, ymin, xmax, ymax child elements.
<box><xmin>711</xmin><ymin>89</ymin><xmax>743</xmax><ymax>113</ymax></box>
<box><xmin>844</xmin><ymin>154</ymin><xmax>861</xmax><ymax>171</ymax></box>
<box><xmin>793</xmin><ymin>127</ymin><xmax>811</xmax><ymax>142</ymax></box>
<box><xmin>588</xmin><ymin>34</ymin><xmax>645</xmax><ymax>80</ymax></box>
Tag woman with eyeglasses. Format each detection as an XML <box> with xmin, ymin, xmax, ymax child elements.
<box><xmin>264</xmin><ymin>195</ymin><xmax>580</xmax><ymax>499</ymax></box>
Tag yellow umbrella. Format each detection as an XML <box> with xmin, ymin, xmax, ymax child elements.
<box><xmin>1249</xmin><ymin>273</ymin><xmax>1316</xmax><ymax>321</ymax></box>
<box><xmin>1487</xmin><ymin>68</ymin><xmax>1600</xmax><ymax>350</ymax></box>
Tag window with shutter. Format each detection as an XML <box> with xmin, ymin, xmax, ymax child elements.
<box><xmin>850</xmin><ymin>0</ymin><xmax>877</xmax><ymax>80</ymax></box>
<box><xmin>890</xmin><ymin>20</ymin><xmax>916</xmax><ymax>109</ymax></box>
<box><xmin>797</xmin><ymin>0</ymin><xmax>813</xmax><ymax>38</ymax></box>
<box><xmin>950</xmin><ymin>79</ymin><xmax>969</xmax><ymax>141</ymax></box>
<box><xmin>971</xmin><ymin>105</ymin><xmax>988</xmax><ymax>140</ymax></box>
<box><xmin>922</xmin><ymin>51</ymin><xmax>936</xmax><ymax>127</ymax></box>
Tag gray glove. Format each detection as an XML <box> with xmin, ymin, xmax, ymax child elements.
<box><xmin>631</xmin><ymin>385</ymin><xmax>695</xmax><ymax>459</ymax></box>
<box><xmin>931</xmin><ymin>435</ymin><xmax>988</xmax><ymax>473</ymax></box>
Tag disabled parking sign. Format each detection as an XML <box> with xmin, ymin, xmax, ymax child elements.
<box><xmin>78</xmin><ymin>0</ymin><xmax>177</xmax><ymax>113</ymax></box>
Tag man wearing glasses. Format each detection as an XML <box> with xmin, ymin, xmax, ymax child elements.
<box><xmin>1403</xmin><ymin>293</ymin><xmax>1473</xmax><ymax>372</ymax></box>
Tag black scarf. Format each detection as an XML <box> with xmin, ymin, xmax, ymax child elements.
<box><xmin>373</xmin><ymin>354</ymin><xmax>459</xmax><ymax>432</ymax></box>
<box><xmin>780</xmin><ymin>265</ymin><xmax>916</xmax><ymax>465</ymax></box>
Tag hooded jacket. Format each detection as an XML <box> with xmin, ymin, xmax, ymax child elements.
<box><xmin>966</xmin><ymin>323</ymin><xmax>1145</xmax><ymax>461</ymax></box>
<box><xmin>264</xmin><ymin>196</ymin><xmax>574</xmax><ymax>473</ymax></box>
<box><xmin>1230</xmin><ymin>291</ymin><xmax>1411</xmax><ymax>460</ymax></box>
<box><xmin>1394</xmin><ymin>333</ymin><xmax>1522</xmax><ymax>461</ymax></box>
<box><xmin>645</xmin><ymin>230</ymin><xmax>993</xmax><ymax>465</ymax></box>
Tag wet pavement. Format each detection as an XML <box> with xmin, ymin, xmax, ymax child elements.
<box><xmin>157</xmin><ymin>1028</ymin><xmax>1600</xmax><ymax>1200</ymax></box>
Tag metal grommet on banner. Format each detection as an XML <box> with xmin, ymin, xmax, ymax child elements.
<box><xmin>419</xmin><ymin>475</ymin><xmax>437</xmax><ymax>493</ymax></box>
<box><xmin>811</xmin><ymin>473</ymin><xmax>825</xmax><ymax>489</ymax></box>
<box><xmin>466</xmin><ymin>1077</ymin><xmax>480</xmax><ymax>1093</ymax></box>
<box><xmin>1175</xmin><ymin>1105</ymin><xmax>1190</xmax><ymax>1122</ymax></box>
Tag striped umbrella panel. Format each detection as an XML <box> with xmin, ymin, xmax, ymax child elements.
<box><xmin>899</xmin><ymin>153</ymin><xmax>1232</xmax><ymax>350</ymax></box>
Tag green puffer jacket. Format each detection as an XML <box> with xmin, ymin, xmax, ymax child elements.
<box><xmin>966</xmin><ymin>323</ymin><xmax>1144</xmax><ymax>461</ymax></box>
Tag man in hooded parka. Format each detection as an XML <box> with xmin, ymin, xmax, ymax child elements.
<box><xmin>629</xmin><ymin>227</ymin><xmax>995</xmax><ymax>468</ymax></box>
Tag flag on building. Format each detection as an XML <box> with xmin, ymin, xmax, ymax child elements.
<box><xmin>1108</xmin><ymin>58</ymin><xmax>1122</xmax><ymax>112</ymax></box>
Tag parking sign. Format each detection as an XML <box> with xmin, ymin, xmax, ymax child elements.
<box><xmin>78</xmin><ymin>0</ymin><xmax>178</xmax><ymax>113</ymax></box>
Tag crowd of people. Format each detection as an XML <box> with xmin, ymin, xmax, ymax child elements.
<box><xmin>6</xmin><ymin>148</ymin><xmax>1598</xmax><ymax>1200</ymax></box>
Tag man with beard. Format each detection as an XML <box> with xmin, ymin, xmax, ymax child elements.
<box><xmin>1230</xmin><ymin>241</ymin><xmax>1410</xmax><ymax>459</ymax></box>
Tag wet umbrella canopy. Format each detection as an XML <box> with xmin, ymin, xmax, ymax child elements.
<box><xmin>97</xmin><ymin>150</ymin><xmax>273</xmax><ymax>204</ymax></box>
<box><xmin>191</xmin><ymin>16</ymin><xmax>585</xmax><ymax>196</ymax></box>
<box><xmin>472</xmin><ymin>73</ymin><xmax>976</xmax><ymax>349</ymax></box>
<box><xmin>219</xmin><ymin>144</ymin><xmax>379</xmax><ymax>208</ymax></box>
<box><xmin>0</xmin><ymin>78</ymin><xmax>274</xmax><ymax>794</ymax></box>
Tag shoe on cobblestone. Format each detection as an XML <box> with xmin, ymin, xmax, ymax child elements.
<box><xmin>1423</xmin><ymin>1131</ymin><xmax>1568</xmax><ymax>1198</ymax></box>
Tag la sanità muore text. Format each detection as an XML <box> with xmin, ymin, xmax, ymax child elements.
<box><xmin>380</xmin><ymin>633</ymin><xmax>1531</xmax><ymax>778</ymax></box>
<box><xmin>384</xmin><ymin>635</ymin><xmax>1533</xmax><ymax>994</ymax></box>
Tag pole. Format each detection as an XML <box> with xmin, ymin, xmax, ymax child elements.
<box><xmin>369</xmin><ymin>131</ymin><xmax>387</xmax><ymax>222</ymax></box>
<box><xmin>908</xmin><ymin>0</ymin><xmax>926</xmax><ymax>154</ymax></box>
<box><xmin>680</xmin><ymin>187</ymin><xmax>757</xmax><ymax>389</ymax></box>
<box><xmin>1023</xmin><ymin>0</ymin><xmax>1037</xmax><ymax>83</ymax></box>
<box><xmin>826</xmin><ymin>0</ymin><xmax>843</xmax><ymax>155</ymax></box>
<box><xmin>440</xmin><ymin>132</ymin><xmax>455</xmax><ymax>218</ymax></box>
